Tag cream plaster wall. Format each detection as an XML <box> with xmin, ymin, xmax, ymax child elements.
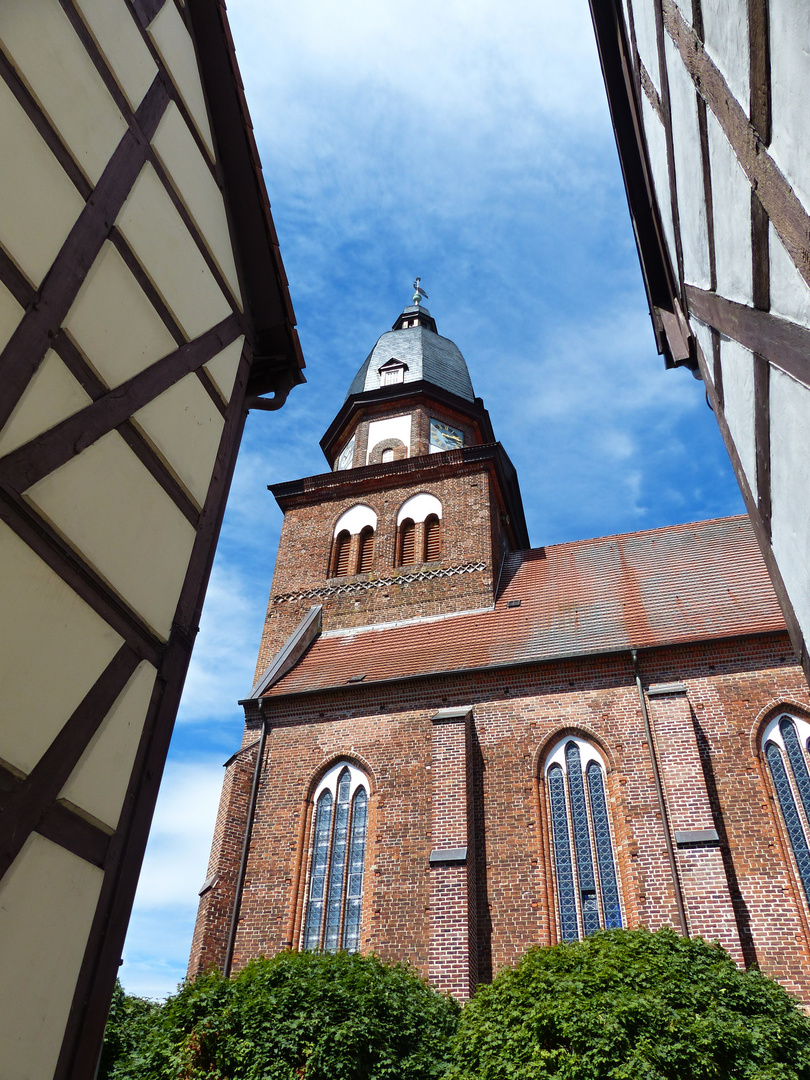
<box><xmin>0</xmin><ymin>76</ymin><xmax>84</xmax><ymax>287</ymax></box>
<box><xmin>691</xmin><ymin>318</ymin><xmax>714</xmax><ymax>386</ymax></box>
<box><xmin>25</xmin><ymin>431</ymin><xmax>197</xmax><ymax>640</ymax></box>
<box><xmin>640</xmin><ymin>95</ymin><xmax>678</xmax><ymax>282</ymax></box>
<box><xmin>63</xmin><ymin>240</ymin><xmax>178</xmax><ymax>388</ymax></box>
<box><xmin>0</xmin><ymin>836</ymin><xmax>104</xmax><ymax>1080</ymax></box>
<box><xmin>719</xmin><ymin>339</ymin><xmax>757</xmax><ymax>503</ymax></box>
<box><xmin>0</xmin><ymin>281</ymin><xmax>23</xmax><ymax>353</ymax></box>
<box><xmin>769</xmin><ymin>0</ymin><xmax>810</xmax><ymax>210</ymax></box>
<box><xmin>204</xmin><ymin>336</ymin><xmax>244</xmax><ymax>403</ymax></box>
<box><xmin>0</xmin><ymin>522</ymin><xmax>124</xmax><ymax>774</ymax></box>
<box><xmin>148</xmin><ymin>2</ymin><xmax>215</xmax><ymax>159</ymax></box>
<box><xmin>632</xmin><ymin>0</ymin><xmax>660</xmax><ymax>94</ymax></box>
<box><xmin>0</xmin><ymin>0</ymin><xmax>126</xmax><ymax>185</ymax></box>
<box><xmin>665</xmin><ymin>34</ymin><xmax>711</xmax><ymax>290</ymax></box>
<box><xmin>59</xmin><ymin>661</ymin><xmax>157</xmax><ymax>831</ymax></box>
<box><xmin>0</xmin><ymin>350</ymin><xmax>92</xmax><ymax>456</ymax></box>
<box><xmin>117</xmin><ymin>163</ymin><xmax>232</xmax><ymax>340</ymax></box>
<box><xmin>133</xmin><ymin>372</ymin><xmax>225</xmax><ymax>508</ymax></box>
<box><xmin>73</xmin><ymin>0</ymin><xmax>157</xmax><ymax>110</ymax></box>
<box><xmin>769</xmin><ymin>225</ymin><xmax>810</xmax><ymax>329</ymax></box>
<box><xmin>700</xmin><ymin>0</ymin><xmax>749</xmax><ymax>108</ymax></box>
<box><xmin>152</xmin><ymin>102</ymin><xmax>242</xmax><ymax>304</ymax></box>
<box><xmin>770</xmin><ymin>368</ymin><xmax>810</xmax><ymax>643</ymax></box>
<box><xmin>706</xmin><ymin>110</ymin><xmax>752</xmax><ymax>306</ymax></box>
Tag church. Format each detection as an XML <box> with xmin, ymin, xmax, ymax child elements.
<box><xmin>189</xmin><ymin>291</ymin><xmax>810</xmax><ymax>1002</ymax></box>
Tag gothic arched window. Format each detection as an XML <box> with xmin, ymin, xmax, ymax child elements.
<box><xmin>425</xmin><ymin>514</ymin><xmax>441</xmax><ymax>561</ymax></box>
<box><xmin>302</xmin><ymin>763</ymin><xmax>369</xmax><ymax>953</ymax></box>
<box><xmin>544</xmin><ymin>736</ymin><xmax>622</xmax><ymax>941</ymax></box>
<box><xmin>357</xmin><ymin>525</ymin><xmax>375</xmax><ymax>573</ymax></box>
<box><xmin>332</xmin><ymin>530</ymin><xmax>351</xmax><ymax>577</ymax></box>
<box><xmin>763</xmin><ymin>714</ymin><xmax>810</xmax><ymax>905</ymax></box>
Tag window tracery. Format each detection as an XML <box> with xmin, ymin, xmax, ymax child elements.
<box><xmin>302</xmin><ymin>763</ymin><xmax>369</xmax><ymax>952</ymax></box>
<box><xmin>763</xmin><ymin>713</ymin><xmax>810</xmax><ymax>905</ymax></box>
<box><xmin>544</xmin><ymin>736</ymin><xmax>622</xmax><ymax>940</ymax></box>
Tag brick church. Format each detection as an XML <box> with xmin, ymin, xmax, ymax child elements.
<box><xmin>189</xmin><ymin>293</ymin><xmax>810</xmax><ymax>1002</ymax></box>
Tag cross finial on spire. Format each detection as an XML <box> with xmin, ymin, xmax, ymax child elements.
<box><xmin>412</xmin><ymin>277</ymin><xmax>428</xmax><ymax>306</ymax></box>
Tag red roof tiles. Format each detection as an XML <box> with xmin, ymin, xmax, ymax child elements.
<box><xmin>264</xmin><ymin>516</ymin><xmax>784</xmax><ymax>697</ymax></box>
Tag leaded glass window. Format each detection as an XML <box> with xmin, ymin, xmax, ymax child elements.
<box><xmin>544</xmin><ymin>736</ymin><xmax>622</xmax><ymax>940</ymax></box>
<box><xmin>763</xmin><ymin>714</ymin><xmax>810</xmax><ymax>906</ymax></box>
<box><xmin>302</xmin><ymin>763</ymin><xmax>369</xmax><ymax>952</ymax></box>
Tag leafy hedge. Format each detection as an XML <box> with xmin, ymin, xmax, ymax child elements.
<box><xmin>103</xmin><ymin>949</ymin><xmax>459</xmax><ymax>1080</ymax></box>
<box><xmin>105</xmin><ymin>931</ymin><xmax>810</xmax><ymax>1079</ymax></box>
<box><xmin>448</xmin><ymin>928</ymin><xmax>810</xmax><ymax>1080</ymax></box>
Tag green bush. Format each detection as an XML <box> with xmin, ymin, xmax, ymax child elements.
<box><xmin>448</xmin><ymin>928</ymin><xmax>810</xmax><ymax>1080</ymax></box>
<box><xmin>98</xmin><ymin>980</ymin><xmax>158</xmax><ymax>1080</ymax></box>
<box><xmin>104</xmin><ymin>950</ymin><xmax>459</xmax><ymax>1080</ymax></box>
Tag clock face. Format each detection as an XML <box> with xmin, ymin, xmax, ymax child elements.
<box><xmin>336</xmin><ymin>437</ymin><xmax>355</xmax><ymax>471</ymax></box>
<box><xmin>430</xmin><ymin>419</ymin><xmax>464</xmax><ymax>452</ymax></box>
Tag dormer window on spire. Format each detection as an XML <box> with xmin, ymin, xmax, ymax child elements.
<box><xmin>378</xmin><ymin>358</ymin><xmax>408</xmax><ymax>387</ymax></box>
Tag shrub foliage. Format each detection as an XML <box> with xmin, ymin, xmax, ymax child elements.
<box><xmin>104</xmin><ymin>949</ymin><xmax>459</xmax><ymax>1080</ymax></box>
<box><xmin>448</xmin><ymin>928</ymin><xmax>810</xmax><ymax>1080</ymax></box>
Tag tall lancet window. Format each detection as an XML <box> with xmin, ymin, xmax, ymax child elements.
<box><xmin>544</xmin><ymin>736</ymin><xmax>622</xmax><ymax>941</ymax></box>
<box><xmin>763</xmin><ymin>714</ymin><xmax>810</xmax><ymax>906</ymax></box>
<box><xmin>302</xmin><ymin>762</ymin><xmax>369</xmax><ymax>952</ymax></box>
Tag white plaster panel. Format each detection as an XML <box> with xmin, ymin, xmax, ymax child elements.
<box><xmin>25</xmin><ymin>430</ymin><xmax>197</xmax><ymax>640</ymax></box>
<box><xmin>769</xmin><ymin>223</ymin><xmax>810</xmax><ymax>328</ymax></box>
<box><xmin>334</xmin><ymin>504</ymin><xmax>378</xmax><ymax>537</ymax></box>
<box><xmin>0</xmin><ymin>350</ymin><xmax>91</xmax><ymax>456</ymax></box>
<box><xmin>544</xmin><ymin>734</ymin><xmax>607</xmax><ymax>774</ymax></box>
<box><xmin>706</xmin><ymin>110</ymin><xmax>752</xmax><ymax>305</ymax></box>
<box><xmin>0</xmin><ymin>834</ymin><xmax>104</xmax><ymax>1080</ymax></box>
<box><xmin>673</xmin><ymin>0</ymin><xmax>692</xmax><ymax>19</ymax></box>
<box><xmin>701</xmin><ymin>0</ymin><xmax>749</xmax><ymax>108</ymax></box>
<box><xmin>0</xmin><ymin>521</ymin><xmax>124</xmax><ymax>774</ymax></box>
<box><xmin>0</xmin><ymin>0</ymin><xmax>127</xmax><ymax>185</ymax></box>
<box><xmin>63</xmin><ymin>240</ymin><xmax>178</xmax><ymax>388</ymax></box>
<box><xmin>691</xmin><ymin>318</ymin><xmax>714</xmax><ymax>385</ymax></box>
<box><xmin>770</xmin><ymin>367</ymin><xmax>810</xmax><ymax>645</ymax></box>
<box><xmin>133</xmin><ymin>372</ymin><xmax>225</xmax><ymax>508</ymax></box>
<box><xmin>116</xmin><ymin>163</ymin><xmax>232</xmax><ymax>340</ymax></box>
<box><xmin>397</xmin><ymin>492</ymin><xmax>443</xmax><ymax>526</ymax></box>
<box><xmin>762</xmin><ymin>712</ymin><xmax>810</xmax><ymax>755</ymax></box>
<box><xmin>152</xmin><ymin>102</ymin><xmax>242</xmax><ymax>304</ymax></box>
<box><xmin>665</xmin><ymin>34</ymin><xmax>711</xmax><ymax>289</ymax></box>
<box><xmin>641</xmin><ymin>94</ymin><xmax>678</xmax><ymax>280</ymax></box>
<box><xmin>719</xmin><ymin>339</ymin><xmax>757</xmax><ymax>502</ymax></box>
<box><xmin>769</xmin><ymin>0</ymin><xmax>810</xmax><ymax>209</ymax></box>
<box><xmin>632</xmin><ymin>0</ymin><xmax>661</xmax><ymax>94</ymax></box>
<box><xmin>0</xmin><ymin>282</ymin><xmax>23</xmax><ymax>353</ymax></box>
<box><xmin>148</xmin><ymin>2</ymin><xmax>215</xmax><ymax>158</ymax></box>
<box><xmin>0</xmin><ymin>77</ymin><xmax>84</xmax><ymax>287</ymax></box>
<box><xmin>73</xmin><ymin>0</ymin><xmax>158</xmax><ymax>109</ymax></box>
<box><xmin>59</xmin><ymin>660</ymin><xmax>156</xmax><ymax>830</ymax></box>
<box><xmin>366</xmin><ymin>414</ymin><xmax>412</xmax><ymax>462</ymax></box>
<box><xmin>313</xmin><ymin>761</ymin><xmax>369</xmax><ymax>802</ymax></box>
<box><xmin>203</xmin><ymin>336</ymin><xmax>244</xmax><ymax>403</ymax></box>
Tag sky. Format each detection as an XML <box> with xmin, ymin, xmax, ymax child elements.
<box><xmin>119</xmin><ymin>0</ymin><xmax>745</xmax><ymax>998</ymax></box>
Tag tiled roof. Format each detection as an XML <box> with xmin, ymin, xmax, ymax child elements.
<box><xmin>264</xmin><ymin>517</ymin><xmax>785</xmax><ymax>698</ymax></box>
<box><xmin>347</xmin><ymin>324</ymin><xmax>475</xmax><ymax>402</ymax></box>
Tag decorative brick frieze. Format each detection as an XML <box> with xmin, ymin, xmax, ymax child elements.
<box><xmin>271</xmin><ymin>562</ymin><xmax>486</xmax><ymax>605</ymax></box>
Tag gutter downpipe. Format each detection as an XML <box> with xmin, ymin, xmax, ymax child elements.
<box><xmin>631</xmin><ymin>649</ymin><xmax>689</xmax><ymax>937</ymax></box>
<box><xmin>223</xmin><ymin>704</ymin><xmax>268</xmax><ymax>977</ymax></box>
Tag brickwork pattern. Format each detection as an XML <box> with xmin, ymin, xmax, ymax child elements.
<box><xmin>190</xmin><ymin>631</ymin><xmax>810</xmax><ymax>1003</ymax></box>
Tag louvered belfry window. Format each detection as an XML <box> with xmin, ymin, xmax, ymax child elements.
<box><xmin>764</xmin><ymin>715</ymin><xmax>810</xmax><ymax>905</ymax></box>
<box><xmin>425</xmin><ymin>514</ymin><xmax>441</xmax><ymax>561</ymax></box>
<box><xmin>333</xmin><ymin>530</ymin><xmax>351</xmax><ymax>577</ymax></box>
<box><xmin>546</xmin><ymin>738</ymin><xmax>622</xmax><ymax>941</ymax></box>
<box><xmin>399</xmin><ymin>518</ymin><xmax>416</xmax><ymax>565</ymax></box>
<box><xmin>302</xmin><ymin>764</ymin><xmax>369</xmax><ymax>952</ymax></box>
<box><xmin>357</xmin><ymin>526</ymin><xmax>374</xmax><ymax>573</ymax></box>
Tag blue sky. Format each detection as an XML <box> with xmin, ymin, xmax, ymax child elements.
<box><xmin>120</xmin><ymin>0</ymin><xmax>744</xmax><ymax>998</ymax></box>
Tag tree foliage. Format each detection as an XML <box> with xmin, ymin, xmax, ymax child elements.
<box><xmin>99</xmin><ymin>980</ymin><xmax>158</xmax><ymax>1080</ymax></box>
<box><xmin>448</xmin><ymin>928</ymin><xmax>810</xmax><ymax>1080</ymax></box>
<box><xmin>104</xmin><ymin>950</ymin><xmax>459</xmax><ymax>1080</ymax></box>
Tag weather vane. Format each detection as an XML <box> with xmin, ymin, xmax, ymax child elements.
<box><xmin>412</xmin><ymin>277</ymin><xmax>428</xmax><ymax>306</ymax></box>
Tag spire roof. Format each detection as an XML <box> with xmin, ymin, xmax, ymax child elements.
<box><xmin>346</xmin><ymin>304</ymin><xmax>476</xmax><ymax>402</ymax></box>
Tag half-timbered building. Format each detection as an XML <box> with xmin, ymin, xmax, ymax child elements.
<box><xmin>0</xmin><ymin>2</ymin><xmax>303</xmax><ymax>1077</ymax></box>
<box><xmin>588</xmin><ymin>1</ymin><xmax>810</xmax><ymax>688</ymax></box>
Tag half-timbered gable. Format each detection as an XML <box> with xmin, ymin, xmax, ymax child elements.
<box><xmin>0</xmin><ymin>2</ymin><xmax>304</xmax><ymax>1077</ymax></box>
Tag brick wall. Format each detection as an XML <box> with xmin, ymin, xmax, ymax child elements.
<box><xmin>190</xmin><ymin>630</ymin><xmax>810</xmax><ymax>1004</ymax></box>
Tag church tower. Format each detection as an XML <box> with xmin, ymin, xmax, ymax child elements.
<box><xmin>252</xmin><ymin>287</ymin><xmax>529</xmax><ymax>679</ymax></box>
